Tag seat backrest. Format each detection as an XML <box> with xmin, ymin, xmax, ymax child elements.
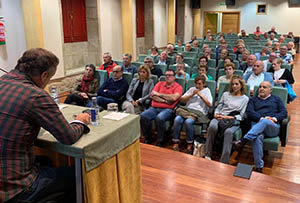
<box><xmin>114</xmin><ymin>60</ymin><xmax>123</xmax><ymax>65</ymax></box>
<box><xmin>187</xmin><ymin>79</ymin><xmax>216</xmax><ymax>104</ymax></box>
<box><xmin>207</xmin><ymin>68</ymin><xmax>216</xmax><ymax>80</ymax></box>
<box><xmin>218</xmin><ymin>82</ymin><xmax>250</xmax><ymax>103</ymax></box>
<box><xmin>154</xmin><ymin>64</ymin><xmax>167</xmax><ymax>74</ymax></box>
<box><xmin>183</xmin><ymin>51</ymin><xmax>198</xmax><ymax>58</ymax></box>
<box><xmin>96</xmin><ymin>70</ymin><xmax>108</xmax><ymax>87</ymax></box>
<box><xmin>183</xmin><ymin>57</ymin><xmax>194</xmax><ymax>67</ymax></box>
<box><xmin>217</xmin><ymin>69</ymin><xmax>243</xmax><ymax>78</ymax></box>
<box><xmin>132</xmin><ymin>61</ymin><xmax>144</xmax><ymax>68</ymax></box>
<box><xmin>109</xmin><ymin>72</ymin><xmax>132</xmax><ymax>86</ymax></box>
<box><xmin>218</xmin><ymin>60</ymin><xmax>239</xmax><ymax>69</ymax></box>
<box><xmin>253</xmin><ymin>85</ymin><xmax>288</xmax><ymax>107</ymax></box>
<box><xmin>138</xmin><ymin>54</ymin><xmax>148</xmax><ymax>62</ymax></box>
<box><xmin>208</xmin><ymin>59</ymin><xmax>217</xmax><ymax>68</ymax></box>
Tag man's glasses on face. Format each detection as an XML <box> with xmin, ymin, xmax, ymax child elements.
<box><xmin>165</xmin><ymin>74</ymin><xmax>174</xmax><ymax>77</ymax></box>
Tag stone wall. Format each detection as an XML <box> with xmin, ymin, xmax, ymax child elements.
<box><xmin>63</xmin><ymin>0</ymin><xmax>101</xmax><ymax>74</ymax></box>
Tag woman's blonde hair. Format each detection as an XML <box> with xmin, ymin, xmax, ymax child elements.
<box><xmin>229</xmin><ymin>75</ymin><xmax>247</xmax><ymax>95</ymax></box>
<box><xmin>137</xmin><ymin>65</ymin><xmax>152</xmax><ymax>80</ymax></box>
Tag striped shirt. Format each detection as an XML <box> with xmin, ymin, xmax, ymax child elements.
<box><xmin>0</xmin><ymin>70</ymin><xmax>85</xmax><ymax>202</ymax></box>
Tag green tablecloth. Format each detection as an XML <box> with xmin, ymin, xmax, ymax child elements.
<box><xmin>36</xmin><ymin>104</ymin><xmax>140</xmax><ymax>172</ymax></box>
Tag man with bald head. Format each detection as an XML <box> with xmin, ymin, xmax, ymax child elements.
<box><xmin>268</xmin><ymin>26</ymin><xmax>278</xmax><ymax>35</ymax></box>
<box><xmin>243</xmin><ymin>60</ymin><xmax>274</xmax><ymax>95</ymax></box>
<box><xmin>94</xmin><ymin>65</ymin><xmax>128</xmax><ymax>109</ymax></box>
<box><xmin>240</xmin><ymin>54</ymin><xmax>257</xmax><ymax>75</ymax></box>
<box><xmin>233</xmin><ymin>81</ymin><xmax>287</xmax><ymax>173</ymax></box>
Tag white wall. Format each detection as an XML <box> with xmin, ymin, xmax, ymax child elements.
<box><xmin>153</xmin><ymin>0</ymin><xmax>168</xmax><ymax>47</ymax></box>
<box><xmin>98</xmin><ymin>0</ymin><xmax>123</xmax><ymax>61</ymax></box>
<box><xmin>184</xmin><ymin>0</ymin><xmax>193</xmax><ymax>43</ymax></box>
<box><xmin>40</xmin><ymin>0</ymin><xmax>65</xmax><ymax>79</ymax></box>
<box><xmin>200</xmin><ymin>0</ymin><xmax>300</xmax><ymax>37</ymax></box>
<box><xmin>0</xmin><ymin>0</ymin><xmax>26</xmax><ymax>76</ymax></box>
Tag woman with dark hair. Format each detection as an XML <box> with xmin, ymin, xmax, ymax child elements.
<box><xmin>172</xmin><ymin>75</ymin><xmax>212</xmax><ymax>154</ymax></box>
<box><xmin>64</xmin><ymin>64</ymin><xmax>99</xmax><ymax>106</ymax></box>
<box><xmin>205</xmin><ymin>75</ymin><xmax>249</xmax><ymax>164</ymax></box>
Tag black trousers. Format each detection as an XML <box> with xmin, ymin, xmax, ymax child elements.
<box><xmin>64</xmin><ymin>93</ymin><xmax>89</xmax><ymax>107</ymax></box>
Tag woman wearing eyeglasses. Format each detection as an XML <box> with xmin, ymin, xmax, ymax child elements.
<box><xmin>122</xmin><ymin>65</ymin><xmax>154</xmax><ymax>114</ymax></box>
<box><xmin>172</xmin><ymin>75</ymin><xmax>212</xmax><ymax>154</ymax></box>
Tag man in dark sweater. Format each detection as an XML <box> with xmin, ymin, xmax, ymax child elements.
<box><xmin>144</xmin><ymin>56</ymin><xmax>163</xmax><ymax>78</ymax></box>
<box><xmin>95</xmin><ymin>65</ymin><xmax>128</xmax><ymax>109</ymax></box>
<box><xmin>233</xmin><ymin>81</ymin><xmax>287</xmax><ymax>173</ymax></box>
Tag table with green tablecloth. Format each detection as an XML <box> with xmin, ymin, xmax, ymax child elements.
<box><xmin>36</xmin><ymin>104</ymin><xmax>142</xmax><ymax>203</ymax></box>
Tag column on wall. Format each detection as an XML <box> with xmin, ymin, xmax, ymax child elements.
<box><xmin>193</xmin><ymin>8</ymin><xmax>201</xmax><ymax>38</ymax></box>
<box><xmin>22</xmin><ymin>0</ymin><xmax>44</xmax><ymax>49</ymax></box>
<box><xmin>167</xmin><ymin>0</ymin><xmax>176</xmax><ymax>44</ymax></box>
<box><xmin>121</xmin><ymin>0</ymin><xmax>134</xmax><ymax>56</ymax></box>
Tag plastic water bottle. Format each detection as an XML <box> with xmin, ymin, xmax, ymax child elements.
<box><xmin>51</xmin><ymin>86</ymin><xmax>60</xmax><ymax>104</ymax></box>
<box><xmin>91</xmin><ymin>97</ymin><xmax>99</xmax><ymax>126</ymax></box>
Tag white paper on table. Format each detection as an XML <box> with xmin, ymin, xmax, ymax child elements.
<box><xmin>58</xmin><ymin>104</ymin><xmax>68</xmax><ymax>110</ymax></box>
<box><xmin>102</xmin><ymin>112</ymin><xmax>130</xmax><ymax>120</ymax></box>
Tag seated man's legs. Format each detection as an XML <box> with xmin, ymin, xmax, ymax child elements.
<box><xmin>243</xmin><ymin>119</ymin><xmax>280</xmax><ymax>169</ymax></box>
<box><xmin>140</xmin><ymin>107</ymin><xmax>159</xmax><ymax>142</ymax></box>
<box><xmin>7</xmin><ymin>166</ymin><xmax>76</xmax><ymax>203</ymax></box>
<box><xmin>155</xmin><ymin>108</ymin><xmax>173</xmax><ymax>144</ymax></box>
<box><xmin>205</xmin><ymin>119</ymin><xmax>219</xmax><ymax>158</ymax></box>
<box><xmin>220</xmin><ymin>126</ymin><xmax>239</xmax><ymax>164</ymax></box>
<box><xmin>96</xmin><ymin>96</ymin><xmax>116</xmax><ymax>109</ymax></box>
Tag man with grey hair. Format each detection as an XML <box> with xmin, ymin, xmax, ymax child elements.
<box><xmin>144</xmin><ymin>56</ymin><xmax>163</xmax><ymax>78</ymax></box>
<box><xmin>99</xmin><ymin>52</ymin><xmax>117</xmax><ymax>76</ymax></box>
<box><xmin>240</xmin><ymin>54</ymin><xmax>257</xmax><ymax>75</ymax></box>
<box><xmin>233</xmin><ymin>81</ymin><xmax>287</xmax><ymax>173</ymax></box>
<box><xmin>277</xmin><ymin>46</ymin><xmax>293</xmax><ymax>66</ymax></box>
<box><xmin>166</xmin><ymin>43</ymin><xmax>176</xmax><ymax>57</ymax></box>
<box><xmin>263</xmin><ymin>52</ymin><xmax>277</xmax><ymax>71</ymax></box>
<box><xmin>121</xmin><ymin>53</ymin><xmax>137</xmax><ymax>74</ymax></box>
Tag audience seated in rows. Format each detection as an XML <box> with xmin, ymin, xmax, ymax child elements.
<box><xmin>140</xmin><ymin>69</ymin><xmax>183</xmax><ymax>147</ymax></box>
<box><xmin>172</xmin><ymin>75</ymin><xmax>212</xmax><ymax>154</ymax></box>
<box><xmin>233</xmin><ymin>81</ymin><xmax>287</xmax><ymax>173</ymax></box>
<box><xmin>122</xmin><ymin>65</ymin><xmax>154</xmax><ymax>114</ymax></box>
<box><xmin>205</xmin><ymin>75</ymin><xmax>249</xmax><ymax>163</ymax></box>
<box><xmin>65</xmin><ymin>64</ymin><xmax>99</xmax><ymax>107</ymax></box>
<box><xmin>99</xmin><ymin>52</ymin><xmax>117</xmax><ymax>76</ymax></box>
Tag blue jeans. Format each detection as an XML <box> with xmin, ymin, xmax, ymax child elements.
<box><xmin>244</xmin><ymin>118</ymin><xmax>280</xmax><ymax>168</ymax></box>
<box><xmin>172</xmin><ymin>116</ymin><xmax>195</xmax><ymax>144</ymax></box>
<box><xmin>86</xmin><ymin>96</ymin><xmax>116</xmax><ymax>109</ymax></box>
<box><xmin>6</xmin><ymin>166</ymin><xmax>76</xmax><ymax>203</ymax></box>
<box><xmin>140</xmin><ymin>107</ymin><xmax>173</xmax><ymax>142</ymax></box>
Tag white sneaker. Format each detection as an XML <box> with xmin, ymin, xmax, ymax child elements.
<box><xmin>204</xmin><ymin>156</ymin><xmax>211</xmax><ymax>160</ymax></box>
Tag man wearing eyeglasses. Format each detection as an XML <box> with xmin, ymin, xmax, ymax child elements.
<box><xmin>144</xmin><ymin>56</ymin><xmax>163</xmax><ymax>78</ymax></box>
<box><xmin>140</xmin><ymin>69</ymin><xmax>182</xmax><ymax>147</ymax></box>
<box><xmin>277</xmin><ymin>46</ymin><xmax>293</xmax><ymax>66</ymax></box>
<box><xmin>243</xmin><ymin>60</ymin><xmax>274</xmax><ymax>95</ymax></box>
<box><xmin>233</xmin><ymin>81</ymin><xmax>287</xmax><ymax>173</ymax></box>
<box><xmin>93</xmin><ymin>65</ymin><xmax>128</xmax><ymax>109</ymax></box>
